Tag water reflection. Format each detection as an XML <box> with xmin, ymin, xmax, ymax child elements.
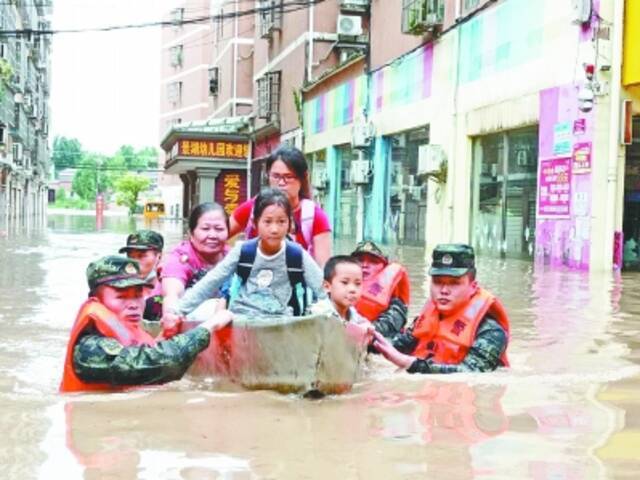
<box><xmin>0</xmin><ymin>214</ymin><xmax>639</xmax><ymax>478</ymax></box>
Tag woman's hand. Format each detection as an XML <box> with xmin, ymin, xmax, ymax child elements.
<box><xmin>372</xmin><ymin>331</ymin><xmax>415</xmax><ymax>369</ymax></box>
<box><xmin>161</xmin><ymin>311</ymin><xmax>183</xmax><ymax>339</ymax></box>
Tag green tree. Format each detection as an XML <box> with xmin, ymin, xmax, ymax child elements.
<box><xmin>71</xmin><ymin>154</ymin><xmax>110</xmax><ymax>200</ymax></box>
<box><xmin>0</xmin><ymin>59</ymin><xmax>12</xmax><ymax>100</ymax></box>
<box><xmin>114</xmin><ymin>173</ymin><xmax>151</xmax><ymax>215</ymax></box>
<box><xmin>137</xmin><ymin>146</ymin><xmax>159</xmax><ymax>169</ymax></box>
<box><xmin>52</xmin><ymin>136</ymin><xmax>83</xmax><ymax>173</ymax></box>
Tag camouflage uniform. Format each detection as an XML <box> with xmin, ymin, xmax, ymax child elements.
<box><xmin>391</xmin><ymin>244</ymin><xmax>508</xmax><ymax>374</ymax></box>
<box><xmin>74</xmin><ymin>255</ymin><xmax>211</xmax><ymax>386</ymax></box>
<box><xmin>119</xmin><ymin>230</ymin><xmax>165</xmax><ymax>322</ymax></box>
<box><xmin>118</xmin><ymin>230</ymin><xmax>164</xmax><ymax>254</ymax></box>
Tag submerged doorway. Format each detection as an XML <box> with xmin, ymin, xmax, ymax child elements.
<box><xmin>622</xmin><ymin>117</ymin><xmax>640</xmax><ymax>270</ymax></box>
<box><xmin>471</xmin><ymin>127</ymin><xmax>539</xmax><ymax>259</ymax></box>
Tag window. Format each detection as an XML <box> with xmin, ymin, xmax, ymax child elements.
<box><xmin>462</xmin><ymin>0</ymin><xmax>480</xmax><ymax>14</ymax></box>
<box><xmin>259</xmin><ymin>0</ymin><xmax>283</xmax><ymax>38</ymax></box>
<box><xmin>257</xmin><ymin>71</ymin><xmax>281</xmax><ymax>121</ymax></box>
<box><xmin>167</xmin><ymin>81</ymin><xmax>183</xmax><ymax>104</ymax></box>
<box><xmin>170</xmin><ymin>45</ymin><xmax>183</xmax><ymax>68</ymax></box>
<box><xmin>0</xmin><ymin>124</ymin><xmax>6</xmax><ymax>145</ymax></box>
<box><xmin>401</xmin><ymin>0</ymin><xmax>444</xmax><ymax>35</ymax></box>
<box><xmin>172</xmin><ymin>8</ymin><xmax>185</xmax><ymax>27</ymax></box>
<box><xmin>208</xmin><ymin>67</ymin><xmax>219</xmax><ymax>96</ymax></box>
<box><xmin>0</xmin><ymin>43</ymin><xmax>6</xmax><ymax>60</ymax></box>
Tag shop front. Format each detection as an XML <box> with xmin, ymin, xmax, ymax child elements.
<box><xmin>471</xmin><ymin>127</ymin><xmax>539</xmax><ymax>260</ymax></box>
<box><xmin>388</xmin><ymin>127</ymin><xmax>429</xmax><ymax>245</ymax></box>
<box><xmin>161</xmin><ymin>130</ymin><xmax>250</xmax><ymax>218</ymax></box>
<box><xmin>622</xmin><ymin>117</ymin><xmax>640</xmax><ymax>269</ymax></box>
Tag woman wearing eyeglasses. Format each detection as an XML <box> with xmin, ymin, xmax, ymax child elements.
<box><xmin>229</xmin><ymin>145</ymin><xmax>332</xmax><ymax>266</ymax></box>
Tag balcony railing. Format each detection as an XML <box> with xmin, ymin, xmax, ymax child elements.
<box><xmin>401</xmin><ymin>0</ymin><xmax>444</xmax><ymax>36</ymax></box>
<box><xmin>340</xmin><ymin>0</ymin><xmax>370</xmax><ymax>14</ymax></box>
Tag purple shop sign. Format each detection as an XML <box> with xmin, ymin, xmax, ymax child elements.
<box><xmin>573</xmin><ymin>118</ymin><xmax>586</xmax><ymax>135</ymax></box>
<box><xmin>538</xmin><ymin>157</ymin><xmax>572</xmax><ymax>218</ymax></box>
<box><xmin>572</xmin><ymin>142</ymin><xmax>592</xmax><ymax>174</ymax></box>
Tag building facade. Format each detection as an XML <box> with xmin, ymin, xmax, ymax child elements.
<box><xmin>0</xmin><ymin>0</ymin><xmax>52</xmax><ymax>222</ymax></box>
<box><xmin>303</xmin><ymin>0</ymin><xmax>639</xmax><ymax>272</ymax></box>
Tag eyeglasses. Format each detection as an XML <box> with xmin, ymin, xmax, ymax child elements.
<box><xmin>269</xmin><ymin>172</ymin><xmax>298</xmax><ymax>184</ymax></box>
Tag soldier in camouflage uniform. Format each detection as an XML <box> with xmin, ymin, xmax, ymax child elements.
<box><xmin>119</xmin><ymin>230</ymin><xmax>165</xmax><ymax>322</ymax></box>
<box><xmin>372</xmin><ymin>244</ymin><xmax>510</xmax><ymax>374</ymax></box>
<box><xmin>60</xmin><ymin>255</ymin><xmax>231</xmax><ymax>392</ymax></box>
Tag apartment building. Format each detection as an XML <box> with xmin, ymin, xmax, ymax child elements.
<box><xmin>0</xmin><ymin>0</ymin><xmax>52</xmax><ymax>222</ymax></box>
<box><xmin>160</xmin><ymin>0</ymin><xmax>344</xmax><ymax>215</ymax></box>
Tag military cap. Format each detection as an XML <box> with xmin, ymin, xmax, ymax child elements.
<box><xmin>351</xmin><ymin>240</ymin><xmax>388</xmax><ymax>262</ymax></box>
<box><xmin>118</xmin><ymin>230</ymin><xmax>164</xmax><ymax>253</ymax></box>
<box><xmin>87</xmin><ymin>255</ymin><xmax>152</xmax><ymax>292</ymax></box>
<box><xmin>429</xmin><ymin>244</ymin><xmax>475</xmax><ymax>277</ymax></box>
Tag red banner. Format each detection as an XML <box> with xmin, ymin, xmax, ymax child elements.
<box><xmin>178</xmin><ymin>139</ymin><xmax>248</xmax><ymax>160</ymax></box>
<box><xmin>215</xmin><ymin>170</ymin><xmax>247</xmax><ymax>216</ymax></box>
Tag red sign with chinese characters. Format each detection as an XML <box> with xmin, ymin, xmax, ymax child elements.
<box><xmin>215</xmin><ymin>170</ymin><xmax>247</xmax><ymax>216</ymax></box>
<box><xmin>178</xmin><ymin>139</ymin><xmax>249</xmax><ymax>160</ymax></box>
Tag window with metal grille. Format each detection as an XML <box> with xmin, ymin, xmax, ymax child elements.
<box><xmin>257</xmin><ymin>71</ymin><xmax>281</xmax><ymax>121</ymax></box>
<box><xmin>401</xmin><ymin>0</ymin><xmax>444</xmax><ymax>35</ymax></box>
<box><xmin>208</xmin><ymin>67</ymin><xmax>219</xmax><ymax>96</ymax></box>
<box><xmin>259</xmin><ymin>0</ymin><xmax>283</xmax><ymax>38</ymax></box>
<box><xmin>172</xmin><ymin>8</ymin><xmax>185</xmax><ymax>27</ymax></box>
<box><xmin>170</xmin><ymin>45</ymin><xmax>183</xmax><ymax>68</ymax></box>
<box><xmin>167</xmin><ymin>81</ymin><xmax>182</xmax><ymax>103</ymax></box>
<box><xmin>462</xmin><ymin>0</ymin><xmax>480</xmax><ymax>13</ymax></box>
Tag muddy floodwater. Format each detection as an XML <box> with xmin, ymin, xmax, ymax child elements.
<box><xmin>1</xmin><ymin>213</ymin><xmax>639</xmax><ymax>479</ymax></box>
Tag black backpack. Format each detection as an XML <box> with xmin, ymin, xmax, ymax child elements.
<box><xmin>232</xmin><ymin>238</ymin><xmax>309</xmax><ymax>316</ymax></box>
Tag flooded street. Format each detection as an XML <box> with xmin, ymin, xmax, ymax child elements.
<box><xmin>1</xmin><ymin>214</ymin><xmax>640</xmax><ymax>479</ymax></box>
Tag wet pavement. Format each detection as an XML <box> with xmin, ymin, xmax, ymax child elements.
<box><xmin>1</xmin><ymin>213</ymin><xmax>639</xmax><ymax>479</ymax></box>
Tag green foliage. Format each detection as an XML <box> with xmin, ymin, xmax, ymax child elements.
<box><xmin>0</xmin><ymin>59</ymin><xmax>12</xmax><ymax>100</ymax></box>
<box><xmin>52</xmin><ymin>188</ymin><xmax>92</xmax><ymax>209</ymax></box>
<box><xmin>293</xmin><ymin>89</ymin><xmax>303</xmax><ymax>129</ymax></box>
<box><xmin>114</xmin><ymin>173</ymin><xmax>151</xmax><ymax>215</ymax></box>
<box><xmin>52</xmin><ymin>136</ymin><xmax>84</xmax><ymax>173</ymax></box>
<box><xmin>72</xmin><ymin>154</ymin><xmax>110</xmax><ymax>200</ymax></box>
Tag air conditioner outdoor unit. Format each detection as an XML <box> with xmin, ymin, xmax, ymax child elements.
<box><xmin>350</xmin><ymin>159</ymin><xmax>370</xmax><ymax>184</ymax></box>
<box><xmin>417</xmin><ymin>144</ymin><xmax>444</xmax><ymax>175</ymax></box>
<box><xmin>311</xmin><ymin>167</ymin><xmax>328</xmax><ymax>189</ymax></box>
<box><xmin>337</xmin><ymin>15</ymin><xmax>363</xmax><ymax>37</ymax></box>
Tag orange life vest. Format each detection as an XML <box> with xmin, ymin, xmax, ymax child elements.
<box><xmin>60</xmin><ymin>298</ymin><xmax>157</xmax><ymax>393</ymax></box>
<box><xmin>356</xmin><ymin>262</ymin><xmax>411</xmax><ymax>322</ymax></box>
<box><xmin>412</xmin><ymin>288</ymin><xmax>510</xmax><ymax>367</ymax></box>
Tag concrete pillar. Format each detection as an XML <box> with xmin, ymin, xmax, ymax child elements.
<box><xmin>196</xmin><ymin>169</ymin><xmax>220</xmax><ymax>204</ymax></box>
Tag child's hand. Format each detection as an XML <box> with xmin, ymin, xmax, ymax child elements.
<box><xmin>161</xmin><ymin>311</ymin><xmax>183</xmax><ymax>339</ymax></box>
<box><xmin>372</xmin><ymin>331</ymin><xmax>415</xmax><ymax>369</ymax></box>
<box><xmin>200</xmin><ymin>310</ymin><xmax>234</xmax><ymax>332</ymax></box>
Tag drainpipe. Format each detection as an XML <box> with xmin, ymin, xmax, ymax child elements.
<box><xmin>307</xmin><ymin>1</ymin><xmax>314</xmax><ymax>82</ymax></box>
<box><xmin>603</xmin><ymin>0</ymin><xmax>625</xmax><ymax>271</ymax></box>
<box><xmin>232</xmin><ymin>0</ymin><xmax>239</xmax><ymax>117</ymax></box>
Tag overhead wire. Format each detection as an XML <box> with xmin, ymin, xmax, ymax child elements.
<box><xmin>0</xmin><ymin>0</ymin><xmax>326</xmax><ymax>37</ymax></box>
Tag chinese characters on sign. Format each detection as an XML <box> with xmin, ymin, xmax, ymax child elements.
<box><xmin>572</xmin><ymin>142</ymin><xmax>592</xmax><ymax>174</ymax></box>
<box><xmin>178</xmin><ymin>139</ymin><xmax>249</xmax><ymax>159</ymax></box>
<box><xmin>538</xmin><ymin>157</ymin><xmax>572</xmax><ymax>217</ymax></box>
<box><xmin>215</xmin><ymin>170</ymin><xmax>247</xmax><ymax>216</ymax></box>
<box><xmin>553</xmin><ymin>122</ymin><xmax>573</xmax><ymax>156</ymax></box>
